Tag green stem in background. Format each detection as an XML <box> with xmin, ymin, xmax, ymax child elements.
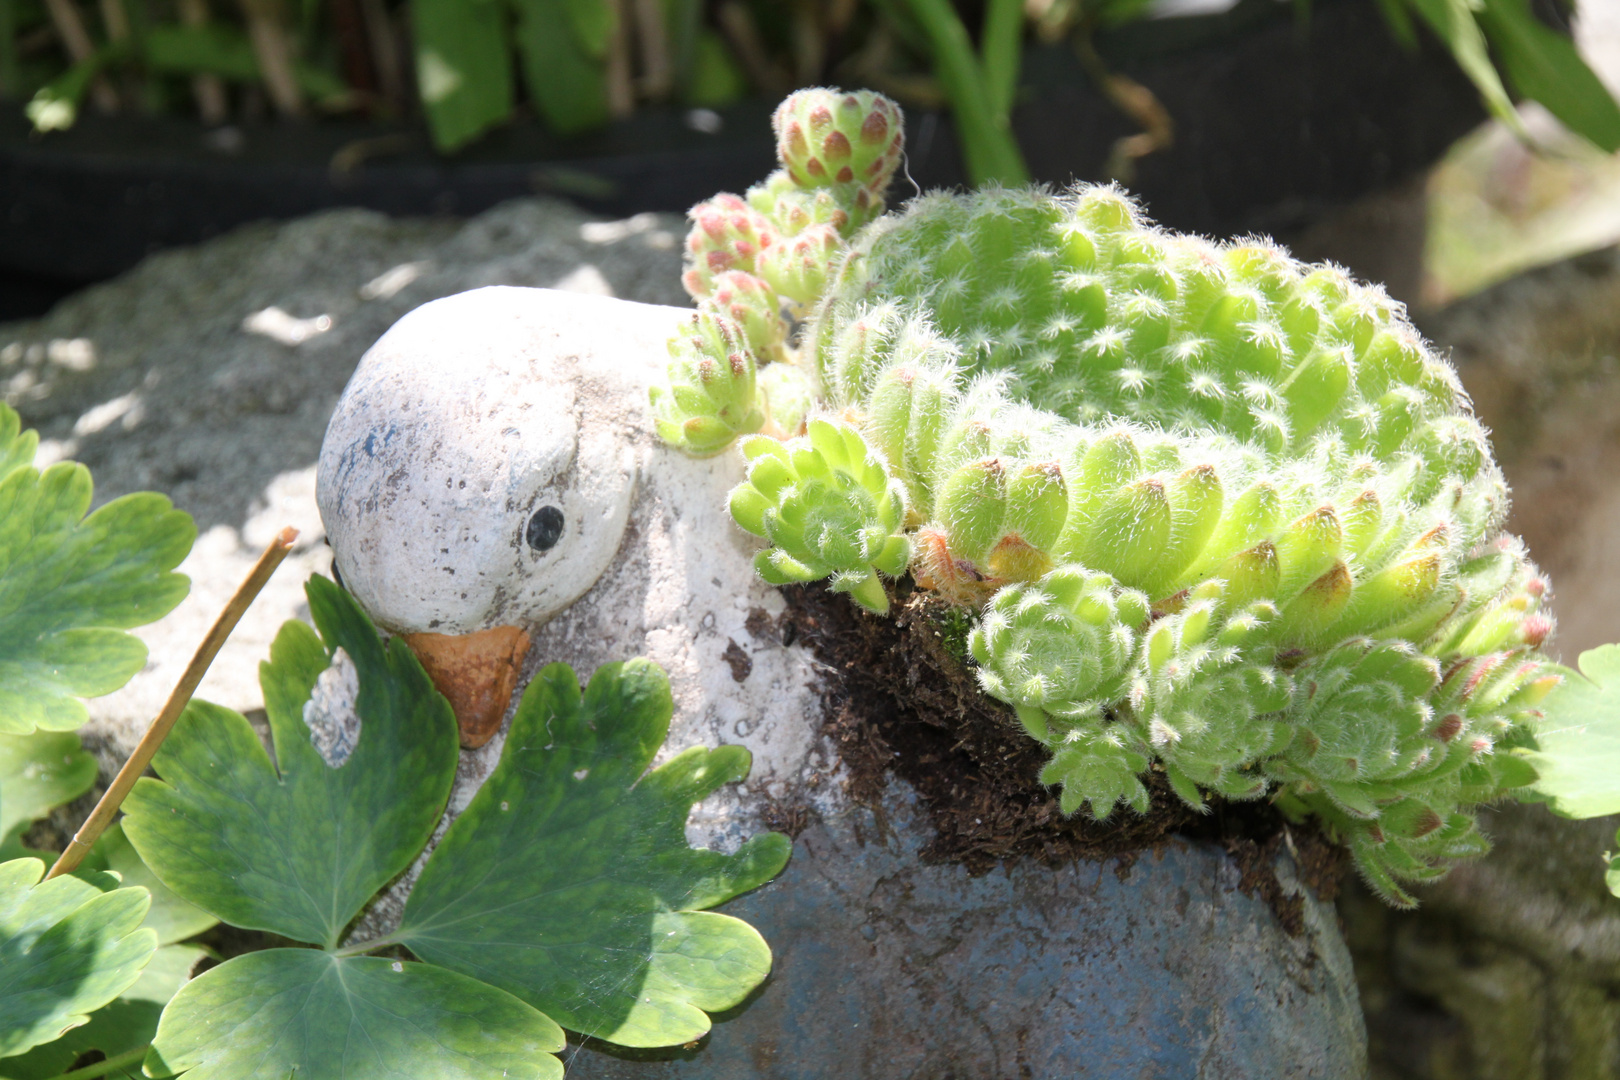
<box><xmin>979</xmin><ymin>0</ymin><xmax>1022</xmax><ymax>122</ymax></box>
<box><xmin>901</xmin><ymin>0</ymin><xmax>1029</xmax><ymax>186</ymax></box>
<box><xmin>0</xmin><ymin>0</ymin><xmax>18</xmax><ymax>99</ymax></box>
<box><xmin>53</xmin><ymin>1045</ymin><xmax>151</xmax><ymax>1080</ymax></box>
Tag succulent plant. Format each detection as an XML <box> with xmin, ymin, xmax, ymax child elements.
<box><xmin>648</xmin><ymin>310</ymin><xmax>764</xmax><ymax>457</ymax></box>
<box><xmin>655</xmin><ymin>88</ymin><xmax>1573</xmax><ymax>907</ymax></box>
<box><xmin>729</xmin><ymin>419</ymin><xmax>910</xmax><ymax>615</ymax></box>
<box><xmin>773</xmin><ymin>89</ymin><xmax>904</xmax><ymax>199</ymax></box>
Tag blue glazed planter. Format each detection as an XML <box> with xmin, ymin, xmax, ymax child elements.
<box><xmin>564</xmin><ymin>786</ymin><xmax>1367</xmax><ymax>1079</ymax></box>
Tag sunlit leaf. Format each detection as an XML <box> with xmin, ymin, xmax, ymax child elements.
<box><xmin>399</xmin><ymin>660</ymin><xmax>791</xmax><ymax>1048</ymax></box>
<box><xmin>411</xmin><ymin>0</ymin><xmax>513</xmax><ymax>151</ymax></box>
<box><xmin>144</xmin><ymin>950</ymin><xmax>563</xmax><ymax>1080</ymax></box>
<box><xmin>513</xmin><ymin>0</ymin><xmax>610</xmax><ymax>135</ymax></box>
<box><xmin>122</xmin><ymin>577</ymin><xmax>457</xmax><ymax>948</ymax></box>
<box><xmin>0</xmin><ymin>857</ymin><xmax>156</xmax><ymax>1059</ymax></box>
<box><xmin>1478</xmin><ymin>0</ymin><xmax>1620</xmax><ymax>152</ymax></box>
<box><xmin>0</xmin><ymin>403</ymin><xmax>194</xmax><ymax>736</ymax></box>
<box><xmin>1405</xmin><ymin>0</ymin><xmax>1527</xmax><ymax>138</ymax></box>
<box><xmin>1523</xmin><ymin>645</ymin><xmax>1620</xmax><ymax>818</ymax></box>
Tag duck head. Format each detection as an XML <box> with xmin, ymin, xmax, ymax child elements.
<box><xmin>317</xmin><ymin>286</ymin><xmax>681</xmax><ymax>746</ymax></box>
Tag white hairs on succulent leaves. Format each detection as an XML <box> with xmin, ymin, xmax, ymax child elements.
<box><xmin>315</xmin><ymin>287</ymin><xmax>833</xmax><ymax>860</ymax></box>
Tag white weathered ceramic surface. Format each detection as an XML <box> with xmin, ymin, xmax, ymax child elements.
<box><xmin>317</xmin><ymin>286</ymin><xmax>836</xmax><ymax>848</ymax></box>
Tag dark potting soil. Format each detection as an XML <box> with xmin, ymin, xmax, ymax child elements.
<box><xmin>773</xmin><ymin>579</ymin><xmax>1347</xmax><ymax>936</ymax></box>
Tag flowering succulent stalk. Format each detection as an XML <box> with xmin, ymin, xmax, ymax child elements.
<box><xmin>653</xmin><ymin>89</ymin><xmax>1580</xmax><ymax>907</ymax></box>
<box><xmin>773</xmin><ymin>89</ymin><xmax>904</xmax><ymax>198</ymax></box>
<box><xmin>649</xmin><ymin>311</ymin><xmax>764</xmax><ymax>457</ymax></box>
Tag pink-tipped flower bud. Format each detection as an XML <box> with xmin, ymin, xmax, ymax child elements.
<box><xmin>772</xmin><ymin>88</ymin><xmax>904</xmax><ymax>196</ymax></box>
<box><xmin>683</xmin><ymin>193</ymin><xmax>775</xmax><ymax>300</ymax></box>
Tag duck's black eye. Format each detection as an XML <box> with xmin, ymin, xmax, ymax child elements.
<box><xmin>525</xmin><ymin>505</ymin><xmax>565</xmax><ymax>553</ymax></box>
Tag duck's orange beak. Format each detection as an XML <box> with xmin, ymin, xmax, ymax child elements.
<box><xmin>403</xmin><ymin>626</ymin><xmax>532</xmax><ymax>748</ymax></box>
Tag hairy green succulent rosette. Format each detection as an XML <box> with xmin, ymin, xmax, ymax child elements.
<box><xmin>650</xmin><ymin>311</ymin><xmax>764</xmax><ymax>457</ymax></box>
<box><xmin>729</xmin><ymin>419</ymin><xmax>910</xmax><ymax>614</ymax></box>
<box><xmin>969</xmin><ymin>565</ymin><xmax>1148</xmax><ymax>739</ymax></box>
<box><xmin>656</xmin><ymin>90</ymin><xmax>1579</xmax><ymax>904</ymax></box>
<box><xmin>1128</xmin><ymin>583</ymin><xmax>1293</xmax><ymax>806</ymax></box>
<box><xmin>749</xmin><ymin>170</ymin><xmax>880</xmax><ymax>239</ymax></box>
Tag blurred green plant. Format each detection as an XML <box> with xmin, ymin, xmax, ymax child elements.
<box><xmin>8</xmin><ymin>0</ymin><xmax>1620</xmax><ymax>185</ymax></box>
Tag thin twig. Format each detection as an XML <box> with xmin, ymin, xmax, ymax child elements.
<box><xmin>46</xmin><ymin>527</ymin><xmax>299</xmax><ymax>880</ymax></box>
<box><xmin>716</xmin><ymin>0</ymin><xmax>789</xmax><ymax>95</ymax></box>
<box><xmin>632</xmin><ymin>0</ymin><xmax>670</xmax><ymax>100</ymax></box>
<box><xmin>236</xmin><ymin>0</ymin><xmax>302</xmax><ymax>117</ymax></box>
<box><xmin>41</xmin><ymin>0</ymin><xmax>118</xmax><ymax>112</ymax></box>
<box><xmin>1076</xmin><ymin>31</ymin><xmax>1172</xmax><ymax>184</ymax></box>
<box><xmin>357</xmin><ymin>0</ymin><xmax>403</xmax><ymax>112</ymax></box>
<box><xmin>605</xmin><ymin>0</ymin><xmax>633</xmax><ymax>118</ymax></box>
<box><xmin>178</xmin><ymin>0</ymin><xmax>227</xmax><ymax>124</ymax></box>
<box><xmin>791</xmin><ymin>0</ymin><xmax>825</xmax><ymax>86</ymax></box>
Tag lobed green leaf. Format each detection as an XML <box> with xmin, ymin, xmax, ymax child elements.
<box><xmin>122</xmin><ymin>577</ymin><xmax>458</xmax><ymax>948</ymax></box>
<box><xmin>145</xmin><ymin>950</ymin><xmax>563</xmax><ymax>1080</ymax></box>
<box><xmin>1524</xmin><ymin>645</ymin><xmax>1620</xmax><ymax>819</ymax></box>
<box><xmin>399</xmin><ymin>660</ymin><xmax>792</xmax><ymax>1048</ymax></box>
<box><xmin>0</xmin><ymin>857</ymin><xmax>157</xmax><ymax>1059</ymax></box>
<box><xmin>0</xmin><ymin>944</ymin><xmax>203</xmax><ymax>1079</ymax></box>
<box><xmin>0</xmin><ymin>403</ymin><xmax>195</xmax><ymax>736</ymax></box>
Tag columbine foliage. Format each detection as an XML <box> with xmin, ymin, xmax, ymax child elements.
<box><xmin>0</xmin><ymin>732</ymin><xmax>96</xmax><ymax>856</ymax></box>
<box><xmin>652</xmin><ymin>87</ymin><xmax>1620</xmax><ymax>908</ymax></box>
<box><xmin>116</xmin><ymin>576</ymin><xmax>786</xmax><ymax>1076</ymax></box>
<box><xmin>0</xmin><ymin>402</ymin><xmax>195</xmax><ymax>736</ymax></box>
<box><xmin>0</xmin><ymin>858</ymin><xmax>157</xmax><ymax>1060</ymax></box>
<box><xmin>398</xmin><ymin>659</ymin><xmax>790</xmax><ymax>1048</ymax></box>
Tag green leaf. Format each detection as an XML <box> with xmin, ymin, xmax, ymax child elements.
<box><xmin>0</xmin><ymin>857</ymin><xmax>157</xmax><ymax>1059</ymax></box>
<box><xmin>145</xmin><ymin>950</ymin><xmax>563</xmax><ymax>1080</ymax></box>
<box><xmin>411</xmin><ymin>0</ymin><xmax>514</xmax><ymax>151</ymax></box>
<box><xmin>82</xmin><ymin>823</ymin><xmax>217</xmax><ymax>946</ymax></box>
<box><xmin>0</xmin><ymin>404</ymin><xmax>195</xmax><ymax>737</ymax></box>
<box><xmin>0</xmin><ymin>945</ymin><xmax>202</xmax><ymax>1079</ymax></box>
<box><xmin>399</xmin><ymin>660</ymin><xmax>791</xmax><ymax>1048</ymax></box>
<box><xmin>122</xmin><ymin>577</ymin><xmax>458</xmax><ymax>949</ymax></box>
<box><xmin>1524</xmin><ymin>645</ymin><xmax>1620</xmax><ymax>818</ymax></box>
<box><xmin>1477</xmin><ymin>0</ymin><xmax>1620</xmax><ymax>152</ymax></box>
<box><xmin>0</xmin><ymin>731</ymin><xmax>96</xmax><ymax>850</ymax></box>
<box><xmin>1405</xmin><ymin>0</ymin><xmax>1528</xmax><ymax>138</ymax></box>
<box><xmin>512</xmin><ymin>0</ymin><xmax>610</xmax><ymax>135</ymax></box>
<box><xmin>141</xmin><ymin>24</ymin><xmax>351</xmax><ymax>103</ymax></box>
<box><xmin>1608</xmin><ymin>829</ymin><xmax>1620</xmax><ymax>900</ymax></box>
<box><xmin>562</xmin><ymin>0</ymin><xmax>616</xmax><ymax>57</ymax></box>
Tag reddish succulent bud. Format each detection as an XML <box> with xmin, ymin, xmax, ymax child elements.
<box><xmin>772</xmin><ymin>88</ymin><xmax>904</xmax><ymax>196</ymax></box>
<box><xmin>683</xmin><ymin>194</ymin><xmax>775</xmax><ymax>300</ymax></box>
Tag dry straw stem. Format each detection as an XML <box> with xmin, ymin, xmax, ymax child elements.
<box><xmin>41</xmin><ymin>0</ymin><xmax>119</xmax><ymax>112</ymax></box>
<box><xmin>46</xmin><ymin>526</ymin><xmax>300</xmax><ymax>880</ymax></box>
